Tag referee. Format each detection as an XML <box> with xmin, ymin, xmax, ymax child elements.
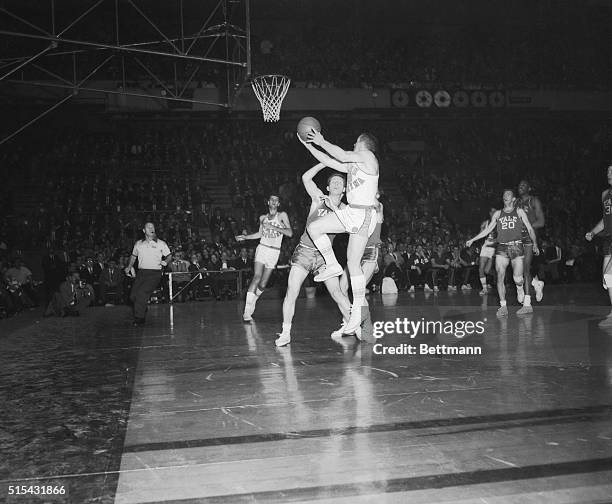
<box><xmin>125</xmin><ymin>222</ymin><xmax>171</xmax><ymax>326</ymax></box>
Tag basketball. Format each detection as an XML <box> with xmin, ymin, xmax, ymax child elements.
<box><xmin>297</xmin><ymin>116</ymin><xmax>321</xmax><ymax>141</ymax></box>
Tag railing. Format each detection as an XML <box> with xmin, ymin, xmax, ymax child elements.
<box><xmin>165</xmin><ymin>269</ymin><xmax>247</xmax><ymax>303</ymax></box>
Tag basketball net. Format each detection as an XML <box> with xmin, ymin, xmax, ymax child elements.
<box><xmin>251</xmin><ymin>74</ymin><xmax>291</xmax><ymax>122</ymax></box>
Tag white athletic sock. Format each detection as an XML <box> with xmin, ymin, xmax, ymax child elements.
<box><xmin>255</xmin><ymin>287</ymin><xmax>264</xmax><ymax>298</ymax></box>
<box><xmin>480</xmin><ymin>276</ymin><xmax>487</xmax><ymax>288</ymax></box>
<box><xmin>313</xmin><ymin>235</ymin><xmax>339</xmax><ymax>267</ymax></box>
<box><xmin>524</xmin><ymin>295</ymin><xmax>532</xmax><ymax>306</ymax></box>
<box><xmin>351</xmin><ymin>274</ymin><xmax>366</xmax><ymax>310</ymax></box>
<box><xmin>246</xmin><ymin>291</ymin><xmax>257</xmax><ymax>305</ymax></box>
<box><xmin>282</xmin><ymin>322</ymin><xmax>291</xmax><ymax>335</ymax></box>
<box><xmin>500</xmin><ymin>299</ymin><xmax>507</xmax><ymax>307</ymax></box>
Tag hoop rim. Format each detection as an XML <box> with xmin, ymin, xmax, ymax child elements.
<box><xmin>250</xmin><ymin>73</ymin><xmax>290</xmax><ymax>83</ymax></box>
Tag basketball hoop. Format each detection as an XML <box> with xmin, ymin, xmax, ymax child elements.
<box><xmin>251</xmin><ymin>74</ymin><xmax>291</xmax><ymax>122</ymax></box>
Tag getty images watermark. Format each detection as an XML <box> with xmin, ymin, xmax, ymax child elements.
<box><xmin>372</xmin><ymin>318</ymin><xmax>484</xmax><ymax>356</ymax></box>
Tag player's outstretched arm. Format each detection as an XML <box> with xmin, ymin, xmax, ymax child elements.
<box><xmin>298</xmin><ymin>135</ymin><xmax>348</xmax><ymax>173</ymax></box>
<box><xmin>467</xmin><ymin>211</ymin><xmax>499</xmax><ymax>246</ymax></box>
<box><xmin>306</xmin><ymin>129</ymin><xmax>361</xmax><ymax>163</ymax></box>
<box><xmin>302</xmin><ymin>163</ymin><xmax>326</xmax><ymax>200</ymax></box>
<box><xmin>236</xmin><ymin>217</ymin><xmax>263</xmax><ymax>241</ymax></box>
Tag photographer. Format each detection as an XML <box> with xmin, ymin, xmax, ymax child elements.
<box><xmin>44</xmin><ymin>271</ymin><xmax>95</xmax><ymax>317</ymax></box>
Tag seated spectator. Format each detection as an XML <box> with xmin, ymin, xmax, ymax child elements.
<box><xmin>45</xmin><ymin>271</ymin><xmax>95</xmax><ymax>317</ymax></box>
<box><xmin>429</xmin><ymin>244</ymin><xmax>450</xmax><ymax>292</ymax></box>
<box><xmin>383</xmin><ymin>243</ymin><xmax>406</xmax><ymax>291</ymax></box>
<box><xmin>99</xmin><ymin>259</ymin><xmax>123</xmax><ymax>306</ymax></box>
<box><xmin>413</xmin><ymin>244</ymin><xmax>430</xmax><ymax>290</ymax></box>
<box><xmin>79</xmin><ymin>257</ymin><xmax>101</xmax><ymax>298</ymax></box>
<box><xmin>539</xmin><ymin>237</ymin><xmax>562</xmax><ymax>283</ymax></box>
<box><xmin>170</xmin><ymin>250</ymin><xmax>191</xmax><ymax>302</ymax></box>
<box><xmin>447</xmin><ymin>245</ymin><xmax>463</xmax><ymax>291</ymax></box>
<box><xmin>459</xmin><ymin>245</ymin><xmax>478</xmax><ymax>290</ymax></box>
<box><xmin>5</xmin><ymin>258</ymin><xmax>38</xmax><ymax>306</ymax></box>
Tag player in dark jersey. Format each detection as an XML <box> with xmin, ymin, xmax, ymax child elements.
<box><xmin>275</xmin><ymin>164</ymin><xmax>352</xmax><ymax>346</ymax></box>
<box><xmin>336</xmin><ymin>196</ymin><xmax>384</xmax><ymax>343</ymax></box>
<box><xmin>585</xmin><ymin>164</ymin><xmax>612</xmax><ymax>326</ymax></box>
<box><xmin>517</xmin><ymin>180</ymin><xmax>545</xmax><ymax>306</ymax></box>
<box><xmin>467</xmin><ymin>189</ymin><xmax>539</xmax><ymax>317</ymax></box>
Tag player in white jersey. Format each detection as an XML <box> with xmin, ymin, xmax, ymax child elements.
<box><xmin>478</xmin><ymin>207</ymin><xmax>497</xmax><ymax>295</ymax></box>
<box><xmin>299</xmin><ymin>130</ymin><xmax>379</xmax><ymax>335</ymax></box>
<box><xmin>236</xmin><ymin>195</ymin><xmax>292</xmax><ymax>321</ymax></box>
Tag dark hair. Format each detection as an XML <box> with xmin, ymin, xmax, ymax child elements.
<box><xmin>359</xmin><ymin>132</ymin><xmax>378</xmax><ymax>153</ymax></box>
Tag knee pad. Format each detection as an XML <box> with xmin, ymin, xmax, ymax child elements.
<box><xmin>604</xmin><ymin>273</ymin><xmax>612</xmax><ymax>289</ymax></box>
<box><xmin>513</xmin><ymin>275</ymin><xmax>523</xmax><ymax>286</ymax></box>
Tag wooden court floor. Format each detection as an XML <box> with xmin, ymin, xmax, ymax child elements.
<box><xmin>2</xmin><ymin>285</ymin><xmax>612</xmax><ymax>503</ymax></box>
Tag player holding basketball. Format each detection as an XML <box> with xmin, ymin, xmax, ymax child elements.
<box><xmin>336</xmin><ymin>196</ymin><xmax>384</xmax><ymax>342</ymax></box>
<box><xmin>299</xmin><ymin>129</ymin><xmax>379</xmax><ymax>335</ymax></box>
<box><xmin>585</xmin><ymin>164</ymin><xmax>612</xmax><ymax>326</ymax></box>
<box><xmin>478</xmin><ymin>207</ymin><xmax>497</xmax><ymax>296</ymax></box>
<box><xmin>236</xmin><ymin>195</ymin><xmax>292</xmax><ymax>322</ymax></box>
<box><xmin>466</xmin><ymin>189</ymin><xmax>539</xmax><ymax>317</ymax></box>
<box><xmin>516</xmin><ymin>180</ymin><xmax>545</xmax><ymax>307</ymax></box>
<box><xmin>275</xmin><ymin>164</ymin><xmax>352</xmax><ymax>346</ymax></box>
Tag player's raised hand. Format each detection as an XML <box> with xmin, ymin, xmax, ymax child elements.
<box><xmin>585</xmin><ymin>231</ymin><xmax>594</xmax><ymax>241</ymax></box>
<box><xmin>306</xmin><ymin>128</ymin><xmax>324</xmax><ymax>145</ymax></box>
<box><xmin>296</xmin><ymin>133</ymin><xmax>312</xmax><ymax>148</ymax></box>
<box><xmin>235</xmin><ymin>235</ymin><xmax>245</xmax><ymax>242</ymax></box>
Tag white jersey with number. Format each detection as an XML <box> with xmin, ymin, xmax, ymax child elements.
<box><xmin>260</xmin><ymin>213</ymin><xmax>284</xmax><ymax>249</ymax></box>
<box><xmin>346</xmin><ymin>162</ymin><xmax>378</xmax><ymax>206</ymax></box>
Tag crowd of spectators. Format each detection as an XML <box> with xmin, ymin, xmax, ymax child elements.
<box><xmin>253</xmin><ymin>2</ymin><xmax>612</xmax><ymax>90</ymax></box>
<box><xmin>1</xmin><ymin>113</ymin><xmax>610</xmax><ymax>317</ymax></box>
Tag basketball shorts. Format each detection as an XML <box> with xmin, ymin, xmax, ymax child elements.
<box><xmin>496</xmin><ymin>242</ymin><xmax>524</xmax><ymax>260</ymax></box>
<box><xmin>602</xmin><ymin>237</ymin><xmax>612</xmax><ymax>256</ymax></box>
<box><xmin>334</xmin><ymin>206</ymin><xmax>377</xmax><ymax>237</ymax></box>
<box><xmin>254</xmin><ymin>244</ymin><xmax>280</xmax><ymax>269</ymax></box>
<box><xmin>290</xmin><ymin>243</ymin><xmax>326</xmax><ymax>276</ymax></box>
<box><xmin>479</xmin><ymin>241</ymin><xmax>495</xmax><ymax>259</ymax></box>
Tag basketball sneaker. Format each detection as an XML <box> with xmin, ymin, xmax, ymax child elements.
<box><xmin>330</xmin><ymin>320</ymin><xmax>347</xmax><ymax>338</ymax></box>
<box><xmin>533</xmin><ymin>279</ymin><xmax>544</xmax><ymax>302</ymax></box>
<box><xmin>275</xmin><ymin>333</ymin><xmax>291</xmax><ymax>347</ymax></box>
<box><xmin>408</xmin><ymin>286</ymin><xmax>415</xmax><ymax>293</ymax></box>
<box><xmin>496</xmin><ymin>305</ymin><xmax>508</xmax><ymax>317</ymax></box>
<box><xmin>424</xmin><ymin>284</ymin><xmax>433</xmax><ymax>292</ymax></box>
<box><xmin>314</xmin><ymin>263</ymin><xmax>343</xmax><ymax>282</ymax></box>
<box><xmin>516</xmin><ymin>305</ymin><xmax>533</xmax><ymax>315</ymax></box>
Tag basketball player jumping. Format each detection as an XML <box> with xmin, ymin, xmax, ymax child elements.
<box><xmin>275</xmin><ymin>164</ymin><xmax>353</xmax><ymax>346</ymax></box>
<box><xmin>516</xmin><ymin>180</ymin><xmax>545</xmax><ymax>307</ymax></box>
<box><xmin>467</xmin><ymin>189</ymin><xmax>539</xmax><ymax>317</ymax></box>
<box><xmin>585</xmin><ymin>164</ymin><xmax>612</xmax><ymax>326</ymax></box>
<box><xmin>298</xmin><ymin>130</ymin><xmax>379</xmax><ymax>335</ymax></box>
<box><xmin>236</xmin><ymin>195</ymin><xmax>292</xmax><ymax>322</ymax></box>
